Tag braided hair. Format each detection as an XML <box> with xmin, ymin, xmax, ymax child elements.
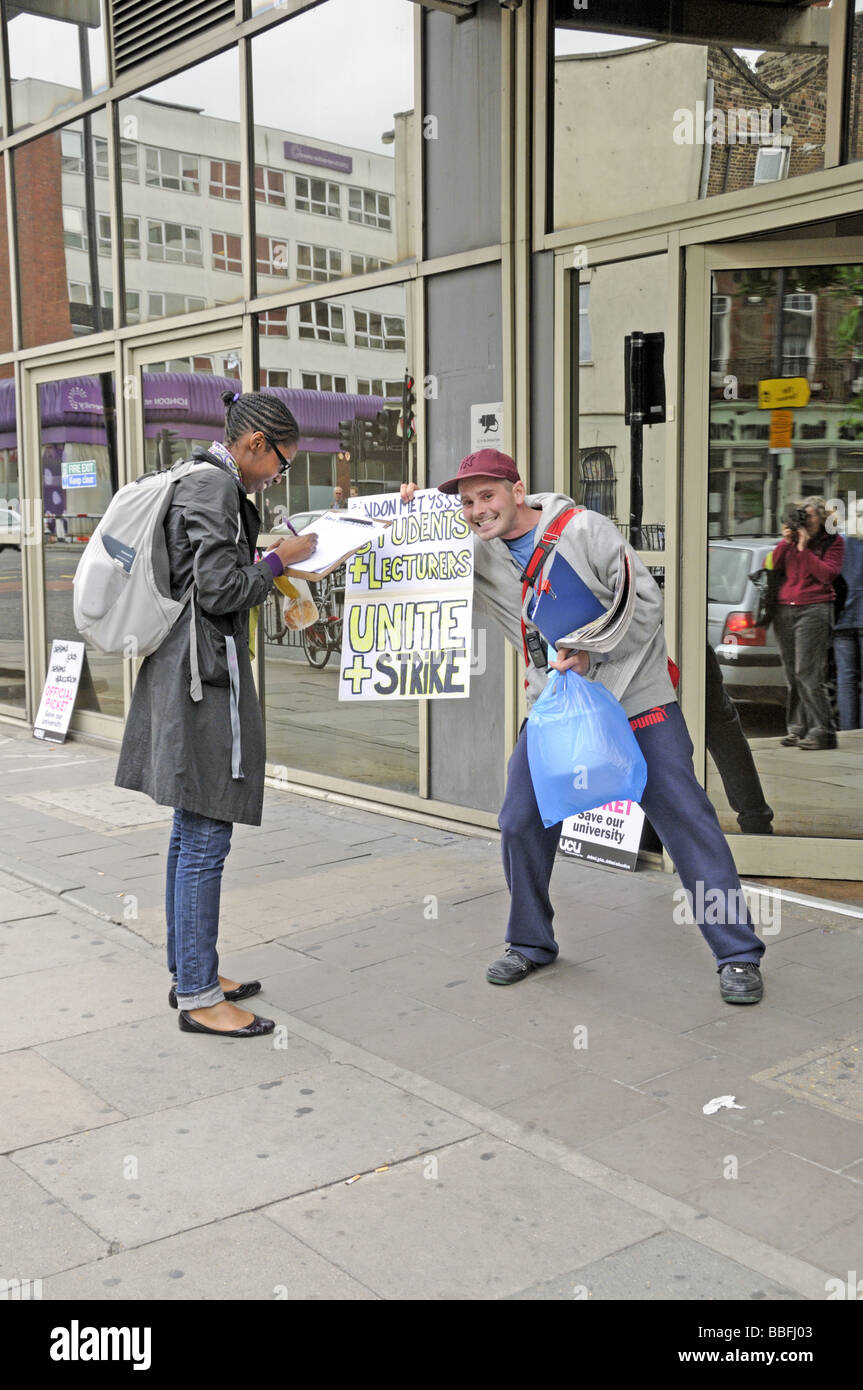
<box><xmin>221</xmin><ymin>390</ymin><xmax>300</xmax><ymax>449</ymax></box>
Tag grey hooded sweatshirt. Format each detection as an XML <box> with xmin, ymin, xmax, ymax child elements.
<box><xmin>472</xmin><ymin>491</ymin><xmax>676</xmax><ymax>718</ymax></box>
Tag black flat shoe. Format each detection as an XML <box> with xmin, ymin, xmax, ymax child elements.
<box><xmin>178</xmin><ymin>1010</ymin><xmax>275</xmax><ymax>1037</ymax></box>
<box><xmin>486</xmin><ymin>948</ymin><xmax>548</xmax><ymax>985</ymax></box>
<box><xmin>719</xmin><ymin>961</ymin><xmax>763</xmax><ymax>1004</ymax></box>
<box><xmin>169</xmin><ymin>981</ymin><xmax>261</xmax><ymax>1010</ymax></box>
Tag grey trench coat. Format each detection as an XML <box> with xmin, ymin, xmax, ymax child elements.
<box><xmin>115</xmin><ymin>448</ymin><xmax>275</xmax><ymax>826</ymax></box>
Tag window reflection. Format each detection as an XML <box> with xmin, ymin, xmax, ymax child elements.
<box><xmin>553</xmin><ymin>19</ymin><xmax>831</xmax><ymax>230</ymax></box>
<box><xmin>119</xmin><ymin>51</ymin><xmax>242</xmax><ymax>325</ymax></box>
<box><xmin>707</xmin><ymin>263</ymin><xmax>863</xmax><ymax>839</ymax></box>
<box><xmin>16</xmin><ymin>116</ymin><xmax>111</xmax><ymax>347</ymax></box>
<box><xmin>251</xmin><ymin>0</ymin><xmax>415</xmax><ymax>295</ymax></box>
<box><xmin>256</xmin><ymin>278</ymin><xmax>419</xmax><ymax>793</ymax></box>
<box><xmin>574</xmin><ymin>259</ymin><xmax>667</xmax><ymax>547</ymax></box>
<box><xmin>39</xmin><ymin>373</ymin><xmax>121</xmax><ymax>718</ymax></box>
<box><xmin>9</xmin><ymin>1</ymin><xmax>107</xmax><ymax>130</ymax></box>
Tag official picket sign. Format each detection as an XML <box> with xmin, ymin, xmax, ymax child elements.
<box><xmin>33</xmin><ymin>639</ymin><xmax>85</xmax><ymax>743</ymax></box>
<box><xmin>342</xmin><ymin>489</ymin><xmax>473</xmax><ymax>701</ymax></box>
<box><xmin>559</xmin><ymin>799</ymin><xmax>646</xmax><ymax>871</ymax></box>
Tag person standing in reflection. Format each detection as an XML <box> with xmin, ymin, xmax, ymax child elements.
<box><xmin>332</xmin><ymin>485</ymin><xmax>347</xmax><ymax>509</ymax></box>
<box><xmin>834</xmin><ymin>520</ymin><xmax>863</xmax><ymax>731</ymax></box>
<box><xmin>116</xmin><ymin>391</ymin><xmax>317</xmax><ymax>1038</ymax></box>
<box><xmin>705</xmin><ymin>643</ymin><xmax>773</xmax><ymax>834</ymax></box>
<box><xmin>772</xmin><ymin>497</ymin><xmax>844</xmax><ymax>751</ymax></box>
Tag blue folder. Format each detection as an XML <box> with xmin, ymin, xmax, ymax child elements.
<box><xmin>527</xmin><ymin>549</ymin><xmax>605</xmax><ymax>646</ymax></box>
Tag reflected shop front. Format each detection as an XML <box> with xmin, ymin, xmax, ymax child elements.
<box><xmin>2</xmin><ymin>0</ymin><xmax>863</xmax><ymax>880</ymax></box>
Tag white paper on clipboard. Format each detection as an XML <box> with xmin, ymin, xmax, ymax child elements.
<box><xmin>285</xmin><ymin>511</ymin><xmax>387</xmax><ymax>579</ymax></box>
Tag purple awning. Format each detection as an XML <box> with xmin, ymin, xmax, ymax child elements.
<box><xmin>0</xmin><ymin>374</ymin><xmax>391</xmax><ymax>455</ymax></box>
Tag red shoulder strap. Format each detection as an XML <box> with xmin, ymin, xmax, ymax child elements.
<box><xmin>520</xmin><ymin>506</ymin><xmax>582</xmax><ymax>670</ymax></box>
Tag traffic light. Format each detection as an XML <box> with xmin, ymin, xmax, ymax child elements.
<box><xmin>337</xmin><ymin>419</ymin><xmax>352</xmax><ymax>462</ymax></box>
<box><xmin>373</xmin><ymin>411</ymin><xmax>390</xmax><ymax>447</ymax></box>
<box><xmin>358</xmin><ymin>417</ymin><xmax>375</xmax><ymax>459</ymax></box>
<box><xmin>401</xmin><ymin>374</ymin><xmax>416</xmax><ymax>442</ymax></box>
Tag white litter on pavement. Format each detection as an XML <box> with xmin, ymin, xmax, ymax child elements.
<box><xmin>703</xmin><ymin>1094</ymin><xmax>746</xmax><ymax>1115</ymax></box>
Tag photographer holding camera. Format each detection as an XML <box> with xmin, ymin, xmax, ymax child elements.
<box><xmin>772</xmin><ymin>496</ymin><xmax>844</xmax><ymax>751</ymax></box>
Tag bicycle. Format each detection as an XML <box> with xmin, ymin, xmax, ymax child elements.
<box><xmin>302</xmin><ymin>566</ymin><xmax>345</xmax><ymax>669</ymax></box>
<box><xmin>262</xmin><ymin>588</ymin><xmax>287</xmax><ymax>645</ymax></box>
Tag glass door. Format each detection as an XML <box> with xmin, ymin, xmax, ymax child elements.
<box><xmin>23</xmin><ymin>352</ymin><xmax>122</xmax><ymax>738</ymax></box>
<box><xmin>684</xmin><ymin>237</ymin><xmax>863</xmax><ymax>883</ymax></box>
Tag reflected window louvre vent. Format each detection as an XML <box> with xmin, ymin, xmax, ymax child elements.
<box><xmin>110</xmin><ymin>0</ymin><xmax>234</xmax><ymax>75</ymax></box>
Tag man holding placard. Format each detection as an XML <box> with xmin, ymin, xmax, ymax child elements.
<box><xmin>403</xmin><ymin>451</ymin><xmax>765</xmax><ymax>1006</ymax></box>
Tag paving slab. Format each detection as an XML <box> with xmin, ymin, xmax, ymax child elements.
<box><xmin>0</xmin><ymin>955</ymin><xmax>166</xmax><ymax>1053</ymax></box>
<box><xmin>796</xmin><ymin>1212</ymin><xmax>863</xmax><ymax>1283</ymax></box>
<box><xmin>507</xmin><ymin>1230</ymin><xmax>800</xmax><ymax>1301</ymax></box>
<box><xmin>0</xmin><ymin>1155</ymin><xmax>106</xmax><ymax>1279</ymax></box>
<box><xmin>0</xmin><ymin>913</ymin><xmax>140</xmax><ymax>979</ymax></box>
<box><xmin>421</xmin><ymin>1035</ymin><xmax>581</xmax><ymax>1108</ymax></box>
<box><xmin>581</xmin><ymin>1108</ymin><xmax>773</xmax><ymax>1199</ymax></box>
<box><xmin>497</xmin><ymin>1070</ymin><xmax>668</xmax><ymax>1149</ymax></box>
<box><xmin>0</xmin><ymin>1050</ymin><xmax>124</xmax><ymax>1152</ymax></box>
<box><xmin>684</xmin><ymin>1004</ymin><xmax>853</xmax><ymax>1070</ymax></box>
<box><xmin>0</xmin><ymin>887</ymin><xmax>58</xmax><ymax>924</ymax></box>
<box><xmin>41</xmin><ymin>1210</ymin><xmax>378</xmax><ymax>1300</ymax></box>
<box><xmin>264</xmin><ymin>1134</ymin><xmax>663</xmax><ymax>1300</ymax></box>
<box><xmin>684</xmin><ymin>1150</ymin><xmax>863</xmax><ymax>1256</ymax></box>
<box><xmin>12</xmin><ymin>1059</ymin><xmax>478</xmax><ymax>1247</ymax></box>
<box><xmin>35</xmin><ymin>1014</ymin><xmax>330</xmax><ymax>1117</ymax></box>
<box><xmin>633</xmin><ymin>1058</ymin><xmax>863</xmax><ymax>1170</ymax></box>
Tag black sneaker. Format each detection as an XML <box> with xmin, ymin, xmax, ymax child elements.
<box><xmin>486</xmin><ymin>948</ymin><xmax>545</xmax><ymax>985</ymax></box>
<box><xmin>719</xmin><ymin>961</ymin><xmax>763</xmax><ymax>1004</ymax></box>
<box><xmin>798</xmin><ymin>733</ymin><xmax>837</xmax><ymax>750</ymax></box>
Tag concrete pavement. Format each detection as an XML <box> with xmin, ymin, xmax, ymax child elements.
<box><xmin>0</xmin><ymin>722</ymin><xmax>862</xmax><ymax>1301</ymax></box>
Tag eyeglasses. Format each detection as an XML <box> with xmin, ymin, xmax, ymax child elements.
<box><xmin>268</xmin><ymin>439</ymin><xmax>292</xmax><ymax>477</ymax></box>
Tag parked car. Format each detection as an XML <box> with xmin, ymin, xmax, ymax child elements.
<box><xmin>0</xmin><ymin>506</ymin><xmax>21</xmax><ymax>550</ymax></box>
<box><xmin>273</xmin><ymin>509</ymin><xmax>325</xmax><ymax>535</ymax></box>
<box><xmin>707</xmin><ymin>537</ymin><xmax>787</xmax><ymax>706</ymax></box>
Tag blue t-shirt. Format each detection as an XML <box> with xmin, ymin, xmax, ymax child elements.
<box><xmin>504</xmin><ymin>529</ymin><xmax>554</xmax><ymax>662</ymax></box>
<box><xmin>502</xmin><ymin>529</ymin><xmax>536</xmax><ymax>576</ymax></box>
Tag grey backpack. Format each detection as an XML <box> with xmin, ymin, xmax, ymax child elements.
<box><xmin>73</xmin><ymin>458</ymin><xmax>219</xmax><ymax>662</ymax></box>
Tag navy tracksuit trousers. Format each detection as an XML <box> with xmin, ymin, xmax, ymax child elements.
<box><xmin>500</xmin><ymin>700</ymin><xmax>765</xmax><ymax>969</ymax></box>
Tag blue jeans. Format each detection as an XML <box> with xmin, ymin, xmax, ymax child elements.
<box><xmin>500</xmin><ymin>701</ymin><xmax>765</xmax><ymax>969</ymax></box>
<box><xmin>166</xmin><ymin>809</ymin><xmax>233</xmax><ymax>1010</ymax></box>
<box><xmin>834</xmin><ymin>627</ymin><xmax>863</xmax><ymax>730</ymax></box>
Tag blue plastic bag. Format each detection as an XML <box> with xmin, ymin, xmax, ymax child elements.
<box><xmin>526</xmin><ymin>669</ymin><xmax>648</xmax><ymax>828</ymax></box>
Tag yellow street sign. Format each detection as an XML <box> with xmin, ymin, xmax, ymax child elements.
<box><xmin>769</xmin><ymin>409</ymin><xmax>794</xmax><ymax>450</ymax></box>
<box><xmin>758</xmin><ymin>377</ymin><xmax>811</xmax><ymax>409</ymax></box>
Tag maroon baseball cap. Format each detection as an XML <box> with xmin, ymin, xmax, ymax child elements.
<box><xmin>438</xmin><ymin>449</ymin><xmax>521</xmax><ymax>495</ymax></box>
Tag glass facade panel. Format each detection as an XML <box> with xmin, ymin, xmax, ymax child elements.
<box><xmin>8</xmin><ymin>1</ymin><xmax>107</xmax><ymax>131</ymax></box>
<box><xmin>139</xmin><ymin>351</ymin><xmax>241</xmax><ymax>475</ymax></box>
<box><xmin>553</xmin><ymin>18</ymin><xmax>832</xmax><ymax>231</ymax></box>
<box><xmin>0</xmin><ymin>367</ymin><xmax>25</xmax><ymax>712</ymax></box>
<box><xmin>256</xmin><ymin>280</ymin><xmax>419</xmax><ymax>793</ymax></box>
<box><xmin>706</xmin><ymin>263</ymin><xmax>863</xmax><ymax>839</ymax></box>
<box><xmin>574</xmin><ymin>258</ymin><xmax>668</xmax><ymax>543</ymax></box>
<box><xmin>119</xmin><ymin>51</ymin><xmax>242</xmax><ymax>325</ymax></box>
<box><xmin>15</xmin><ymin>115</ymin><xmax>111</xmax><ymax>346</ymax></box>
<box><xmin>39</xmin><ymin>371</ymin><xmax>121</xmax><ymax>718</ymax></box>
<box><xmin>251</xmin><ymin>0</ymin><xmax>415</xmax><ymax>295</ymax></box>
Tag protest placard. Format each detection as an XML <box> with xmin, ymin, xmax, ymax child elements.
<box><xmin>559</xmin><ymin>799</ymin><xmax>646</xmax><ymax>872</ymax></box>
<box><xmin>341</xmin><ymin>489</ymin><xmax>473</xmax><ymax>701</ymax></box>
